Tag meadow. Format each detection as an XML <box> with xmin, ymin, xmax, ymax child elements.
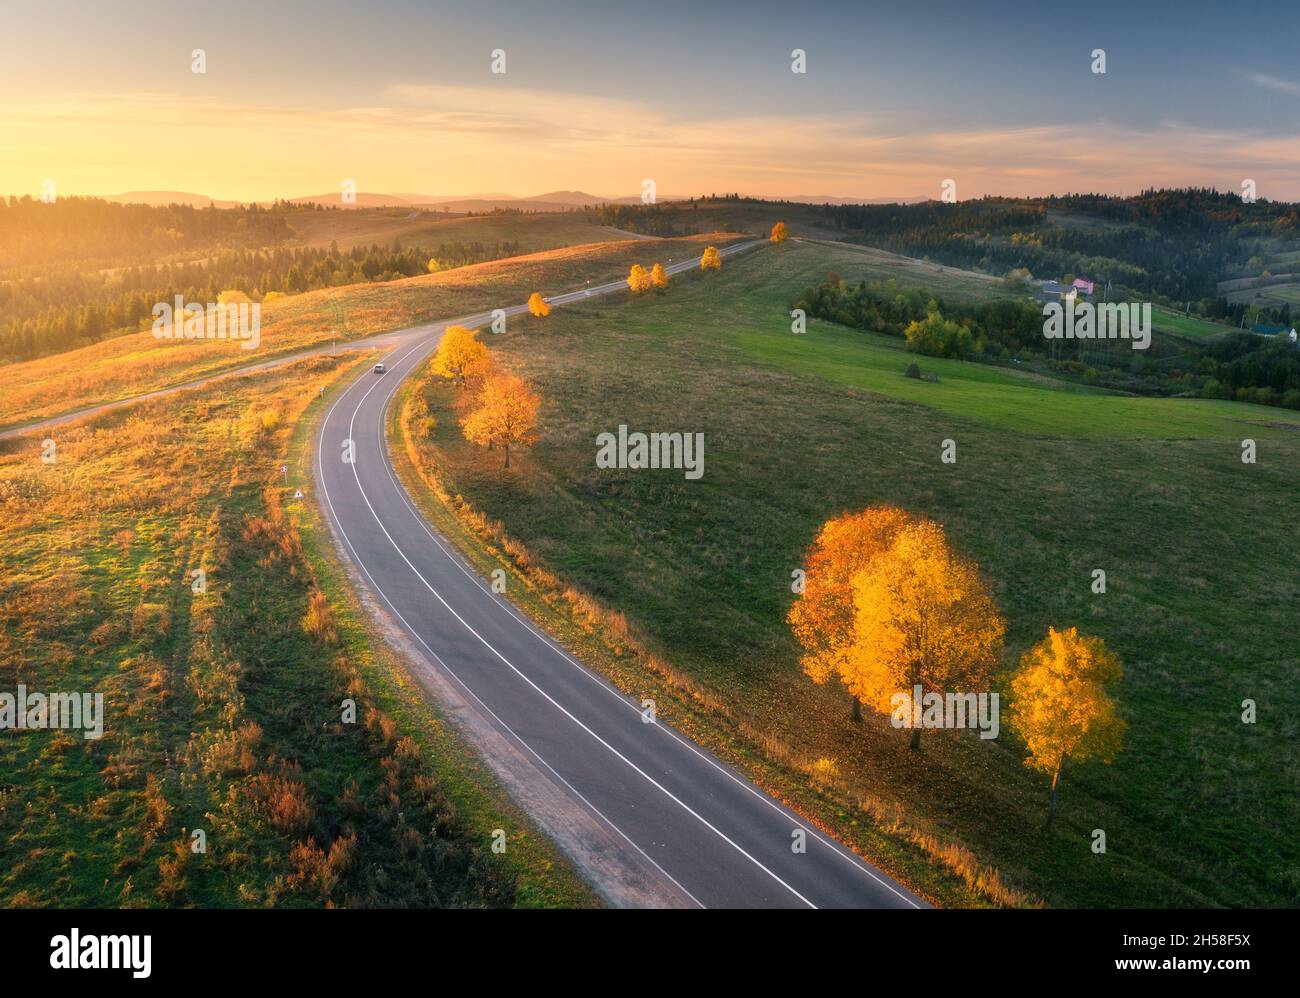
<box><xmin>283</xmin><ymin>207</ymin><xmax>634</xmax><ymax>253</ymax></box>
<box><xmin>0</xmin><ymin>234</ymin><xmax>737</xmax><ymax>432</ymax></box>
<box><xmin>1149</xmin><ymin>305</ymin><xmax>1236</xmax><ymax>342</ymax></box>
<box><xmin>0</xmin><ymin>352</ymin><xmax>594</xmax><ymax>907</ymax></box>
<box><xmin>1227</xmin><ymin>283</ymin><xmax>1300</xmax><ymax>309</ymax></box>
<box><xmin>397</xmin><ymin>237</ymin><xmax>1300</xmax><ymax>907</ymax></box>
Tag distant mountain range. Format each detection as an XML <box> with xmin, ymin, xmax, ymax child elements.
<box><xmin>101</xmin><ymin>190</ymin><xmax>245</xmax><ymax>209</ymax></box>
<box><xmin>99</xmin><ymin>189</ymin><xmax>687</xmax><ymax>212</ymax></box>
<box><xmin>276</xmin><ymin>190</ymin><xmax>696</xmax><ymax>211</ymax></box>
<box><xmin>98</xmin><ymin>189</ymin><xmax>925</xmax><ymax>211</ymax></box>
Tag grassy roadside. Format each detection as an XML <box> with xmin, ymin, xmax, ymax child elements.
<box><xmin>0</xmin><ymin>350</ymin><xmax>595</xmax><ymax>908</ymax></box>
<box><xmin>283</xmin><ymin>354</ymin><xmax>600</xmax><ymax>909</ymax></box>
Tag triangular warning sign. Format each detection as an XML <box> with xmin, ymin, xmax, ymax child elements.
<box><xmin>293</xmin><ymin>489</ymin><xmax>304</xmax><ymax>499</ymax></box>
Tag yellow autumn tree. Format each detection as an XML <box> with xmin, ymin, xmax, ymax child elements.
<box><xmin>700</xmin><ymin>245</ymin><xmax>721</xmax><ymax>272</ymax></box>
<box><xmin>770</xmin><ymin>221</ymin><xmax>789</xmax><ymax>243</ymax></box>
<box><xmin>460</xmin><ymin>372</ymin><xmax>540</xmax><ymax>469</ymax></box>
<box><xmin>1007</xmin><ymin>627</ymin><xmax>1125</xmax><ymax>827</ymax></box>
<box><xmin>789</xmin><ymin>508</ymin><xmax>1005</xmax><ymax>748</ymax></box>
<box><xmin>848</xmin><ymin>519</ymin><xmax>1005</xmax><ymax>749</ymax></box>
<box><xmin>430</xmin><ymin>325</ymin><xmax>490</xmax><ymax>388</ymax></box>
<box><xmin>788</xmin><ymin>506</ymin><xmax>914</xmax><ymax>721</ymax></box>
<box><xmin>528</xmin><ymin>292</ymin><xmax>551</xmax><ymax>317</ymax></box>
<box><xmin>627</xmin><ymin>264</ymin><xmax>652</xmax><ymax>294</ymax></box>
<box><xmin>650</xmin><ymin>262</ymin><xmax>669</xmax><ymax>290</ymax></box>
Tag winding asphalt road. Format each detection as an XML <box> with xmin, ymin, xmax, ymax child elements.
<box><xmin>314</xmin><ymin>243</ymin><xmax>926</xmax><ymax>908</ymax></box>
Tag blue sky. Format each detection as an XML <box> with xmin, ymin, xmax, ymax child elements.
<box><xmin>3</xmin><ymin>0</ymin><xmax>1298</xmax><ymax>200</ymax></box>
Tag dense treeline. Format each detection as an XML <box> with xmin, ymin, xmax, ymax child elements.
<box><xmin>794</xmin><ymin>277</ymin><xmax>1045</xmax><ymax>358</ymax></box>
<box><xmin>816</xmin><ymin>189</ymin><xmax>1300</xmax><ymax>303</ymax></box>
<box><xmin>595</xmin><ymin>203</ymin><xmax>702</xmax><ymax>236</ymax></box>
<box><xmin>0</xmin><ymin>195</ymin><xmax>292</xmax><ymax>274</ymax></box>
<box><xmin>1196</xmin><ymin>333</ymin><xmax>1300</xmax><ymax>407</ymax></box>
<box><xmin>593</xmin><ymin>197</ymin><xmax>756</xmax><ymax>236</ymax></box>
<box><xmin>0</xmin><ymin>198</ymin><xmax>521</xmax><ymax>361</ymax></box>
<box><xmin>796</xmin><ymin>276</ymin><xmax>1300</xmax><ymax>409</ymax></box>
<box><xmin>1194</xmin><ymin>294</ymin><xmax>1291</xmax><ymax>329</ymax></box>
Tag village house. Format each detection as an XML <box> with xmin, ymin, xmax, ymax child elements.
<box><xmin>1036</xmin><ymin>280</ymin><xmax>1077</xmax><ymax>303</ymax></box>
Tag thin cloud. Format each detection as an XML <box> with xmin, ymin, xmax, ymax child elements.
<box><xmin>3</xmin><ymin>89</ymin><xmax>1300</xmax><ymax>201</ymax></box>
<box><xmin>1245</xmin><ymin>73</ymin><xmax>1300</xmax><ymax>96</ymax></box>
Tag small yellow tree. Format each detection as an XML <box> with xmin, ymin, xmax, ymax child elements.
<box><xmin>1007</xmin><ymin>627</ymin><xmax>1125</xmax><ymax>827</ymax></box>
<box><xmin>427</xmin><ymin>258</ymin><xmax>442</xmax><ymax>274</ymax></box>
<box><xmin>430</xmin><ymin>325</ymin><xmax>490</xmax><ymax>388</ymax></box>
<box><xmin>700</xmin><ymin>246</ymin><xmax>721</xmax><ymax>272</ymax></box>
<box><xmin>460</xmin><ymin>373</ymin><xmax>541</xmax><ymax>469</ymax></box>
<box><xmin>627</xmin><ymin>264</ymin><xmax>652</xmax><ymax>294</ymax></box>
<box><xmin>650</xmin><ymin>262</ymin><xmax>669</xmax><ymax>290</ymax></box>
<box><xmin>770</xmin><ymin>221</ymin><xmax>789</xmax><ymax>243</ymax></box>
<box><xmin>528</xmin><ymin>292</ymin><xmax>551</xmax><ymax>317</ymax></box>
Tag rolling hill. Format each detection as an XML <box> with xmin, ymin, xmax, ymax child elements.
<box><xmin>102</xmin><ymin>190</ymin><xmax>243</xmax><ymax>208</ymax></box>
<box><xmin>393</xmin><ymin>236</ymin><xmax>1300</xmax><ymax>908</ymax></box>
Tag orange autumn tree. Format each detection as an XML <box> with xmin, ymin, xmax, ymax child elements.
<box><xmin>770</xmin><ymin>221</ymin><xmax>789</xmax><ymax>243</ymax></box>
<box><xmin>627</xmin><ymin>263</ymin><xmax>652</xmax><ymax>294</ymax></box>
<box><xmin>528</xmin><ymin>292</ymin><xmax>551</xmax><ymax>317</ymax></box>
<box><xmin>430</xmin><ymin>325</ymin><xmax>490</xmax><ymax>388</ymax></box>
<box><xmin>460</xmin><ymin>372</ymin><xmax>540</xmax><ymax>469</ymax></box>
<box><xmin>1007</xmin><ymin>627</ymin><xmax>1125</xmax><ymax>827</ymax></box>
<box><xmin>789</xmin><ymin>508</ymin><xmax>1005</xmax><ymax>748</ymax></box>
<box><xmin>700</xmin><ymin>245</ymin><xmax>721</xmax><ymax>272</ymax></box>
<box><xmin>650</xmin><ymin>262</ymin><xmax>669</xmax><ymax>290</ymax></box>
<box><xmin>788</xmin><ymin>506</ymin><xmax>914</xmax><ymax>721</ymax></box>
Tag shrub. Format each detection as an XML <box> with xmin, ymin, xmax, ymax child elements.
<box><xmin>301</xmin><ymin>589</ymin><xmax>338</xmax><ymax>645</ymax></box>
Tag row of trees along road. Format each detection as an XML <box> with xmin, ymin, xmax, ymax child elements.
<box><xmin>428</xmin><ymin>320</ymin><xmax>541</xmax><ymax>469</ymax></box>
<box><xmin>429</xmin><ymin>238</ymin><xmax>732</xmax><ymax>467</ymax></box>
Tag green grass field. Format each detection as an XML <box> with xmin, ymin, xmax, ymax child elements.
<box><xmin>1252</xmin><ymin>285</ymin><xmax>1300</xmax><ymax>307</ymax></box>
<box><xmin>402</xmin><ymin>238</ymin><xmax>1300</xmax><ymax>907</ymax></box>
<box><xmin>1149</xmin><ymin>306</ymin><xmax>1236</xmax><ymax>341</ymax></box>
<box><xmin>737</xmin><ymin>324</ymin><xmax>1300</xmax><ymax>438</ymax></box>
<box><xmin>1225</xmin><ymin>282</ymin><xmax>1300</xmax><ymax>308</ymax></box>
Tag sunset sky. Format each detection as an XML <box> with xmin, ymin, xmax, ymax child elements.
<box><xmin>4</xmin><ymin>0</ymin><xmax>1300</xmax><ymax>202</ymax></box>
